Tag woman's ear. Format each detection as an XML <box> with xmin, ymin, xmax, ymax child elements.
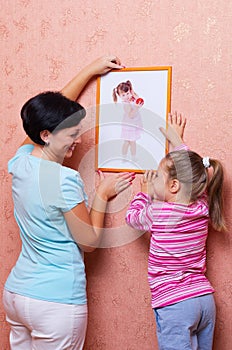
<box><xmin>168</xmin><ymin>179</ymin><xmax>180</xmax><ymax>194</ymax></box>
<box><xmin>40</xmin><ymin>130</ymin><xmax>51</xmax><ymax>145</ymax></box>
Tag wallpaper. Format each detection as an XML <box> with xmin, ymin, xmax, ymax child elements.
<box><xmin>0</xmin><ymin>0</ymin><xmax>231</xmax><ymax>349</ymax></box>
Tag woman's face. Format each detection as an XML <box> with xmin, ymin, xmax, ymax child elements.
<box><xmin>48</xmin><ymin>123</ymin><xmax>82</xmax><ymax>161</ymax></box>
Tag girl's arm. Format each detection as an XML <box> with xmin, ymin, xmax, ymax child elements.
<box><xmin>131</xmin><ymin>90</ymin><xmax>139</xmax><ymax>100</ymax></box>
<box><xmin>125</xmin><ymin>192</ymin><xmax>154</xmax><ymax>232</ymax></box>
<box><xmin>126</xmin><ymin>168</ymin><xmax>159</xmax><ymax>231</ymax></box>
<box><xmin>126</xmin><ymin>112</ymin><xmax>187</xmax><ymax>230</ymax></box>
<box><xmin>160</xmin><ymin>112</ymin><xmax>186</xmax><ymax>151</ymax></box>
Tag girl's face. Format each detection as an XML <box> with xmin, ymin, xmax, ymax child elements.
<box><xmin>152</xmin><ymin>159</ymin><xmax>170</xmax><ymax>201</ymax></box>
<box><xmin>47</xmin><ymin>123</ymin><xmax>82</xmax><ymax>162</ymax></box>
<box><xmin>119</xmin><ymin>88</ymin><xmax>133</xmax><ymax>103</ymax></box>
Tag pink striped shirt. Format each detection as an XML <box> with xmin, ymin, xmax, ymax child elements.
<box><xmin>126</xmin><ymin>192</ymin><xmax>214</xmax><ymax>308</ymax></box>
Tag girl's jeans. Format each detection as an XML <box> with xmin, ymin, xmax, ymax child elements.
<box><xmin>3</xmin><ymin>289</ymin><xmax>87</xmax><ymax>350</ymax></box>
<box><xmin>154</xmin><ymin>294</ymin><xmax>216</xmax><ymax>350</ymax></box>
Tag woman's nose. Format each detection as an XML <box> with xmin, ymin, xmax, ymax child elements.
<box><xmin>75</xmin><ymin>136</ymin><xmax>82</xmax><ymax>144</ymax></box>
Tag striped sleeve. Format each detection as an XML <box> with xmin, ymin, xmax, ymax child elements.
<box><xmin>174</xmin><ymin>143</ymin><xmax>189</xmax><ymax>151</ymax></box>
<box><xmin>125</xmin><ymin>192</ymin><xmax>154</xmax><ymax>232</ymax></box>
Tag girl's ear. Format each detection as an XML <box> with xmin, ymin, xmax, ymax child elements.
<box><xmin>40</xmin><ymin>130</ymin><xmax>51</xmax><ymax>144</ymax></box>
<box><xmin>168</xmin><ymin>179</ymin><xmax>180</xmax><ymax>194</ymax></box>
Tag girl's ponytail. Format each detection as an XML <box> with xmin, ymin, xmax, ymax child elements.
<box><xmin>126</xmin><ymin>80</ymin><xmax>132</xmax><ymax>90</ymax></box>
<box><xmin>207</xmin><ymin>159</ymin><xmax>226</xmax><ymax>231</ymax></box>
<box><xmin>112</xmin><ymin>88</ymin><xmax>118</xmax><ymax>103</ymax></box>
<box><xmin>165</xmin><ymin>150</ymin><xmax>226</xmax><ymax>232</ymax></box>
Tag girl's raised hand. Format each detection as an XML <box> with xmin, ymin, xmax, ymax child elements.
<box><xmin>169</xmin><ymin>111</ymin><xmax>186</xmax><ymax>139</ymax></box>
<box><xmin>140</xmin><ymin>170</ymin><xmax>156</xmax><ymax>198</ymax></box>
<box><xmin>160</xmin><ymin>112</ymin><xmax>186</xmax><ymax>149</ymax></box>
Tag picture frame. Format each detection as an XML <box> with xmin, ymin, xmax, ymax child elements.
<box><xmin>95</xmin><ymin>66</ymin><xmax>172</xmax><ymax>173</ymax></box>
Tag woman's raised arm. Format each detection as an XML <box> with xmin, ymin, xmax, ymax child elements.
<box><xmin>61</xmin><ymin>55</ymin><xmax>123</xmax><ymax>101</ymax></box>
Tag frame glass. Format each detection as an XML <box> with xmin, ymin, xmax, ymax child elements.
<box><xmin>95</xmin><ymin>67</ymin><xmax>172</xmax><ymax>173</ymax></box>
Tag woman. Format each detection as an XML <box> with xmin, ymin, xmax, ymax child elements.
<box><xmin>3</xmin><ymin>56</ymin><xmax>134</xmax><ymax>349</ymax></box>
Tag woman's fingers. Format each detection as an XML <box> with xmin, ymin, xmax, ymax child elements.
<box><xmin>96</xmin><ymin>171</ymin><xmax>135</xmax><ymax>198</ymax></box>
<box><xmin>96</xmin><ymin>169</ymin><xmax>104</xmax><ymax>181</ymax></box>
<box><xmin>107</xmin><ymin>55</ymin><xmax>124</xmax><ymax>68</ymax></box>
<box><xmin>90</xmin><ymin>55</ymin><xmax>124</xmax><ymax>76</ymax></box>
<box><xmin>102</xmin><ymin>55</ymin><xmax>125</xmax><ymax>72</ymax></box>
<box><xmin>115</xmin><ymin>180</ymin><xmax>131</xmax><ymax>194</ymax></box>
<box><xmin>115</xmin><ymin>172</ymin><xmax>135</xmax><ymax>194</ymax></box>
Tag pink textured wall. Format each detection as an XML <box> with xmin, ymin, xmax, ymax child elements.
<box><xmin>1</xmin><ymin>1</ymin><xmax>231</xmax><ymax>349</ymax></box>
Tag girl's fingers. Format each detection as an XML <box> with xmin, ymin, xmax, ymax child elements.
<box><xmin>143</xmin><ymin>170</ymin><xmax>149</xmax><ymax>182</ymax></box>
<box><xmin>171</xmin><ymin>112</ymin><xmax>176</xmax><ymax>124</ymax></box>
<box><xmin>143</xmin><ymin>170</ymin><xmax>154</xmax><ymax>182</ymax></box>
<box><xmin>146</xmin><ymin>170</ymin><xmax>151</xmax><ymax>181</ymax></box>
<box><xmin>168</xmin><ymin>111</ymin><xmax>186</xmax><ymax>129</ymax></box>
<box><xmin>148</xmin><ymin>170</ymin><xmax>155</xmax><ymax>181</ymax></box>
<box><xmin>181</xmin><ymin>116</ymin><xmax>187</xmax><ymax>128</ymax></box>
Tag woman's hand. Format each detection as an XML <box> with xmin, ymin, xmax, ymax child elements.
<box><xmin>160</xmin><ymin>112</ymin><xmax>186</xmax><ymax>150</ymax></box>
<box><xmin>140</xmin><ymin>170</ymin><xmax>156</xmax><ymax>198</ymax></box>
<box><xmin>61</xmin><ymin>55</ymin><xmax>124</xmax><ymax>101</ymax></box>
<box><xmin>88</xmin><ymin>55</ymin><xmax>125</xmax><ymax>76</ymax></box>
<box><xmin>96</xmin><ymin>171</ymin><xmax>135</xmax><ymax>201</ymax></box>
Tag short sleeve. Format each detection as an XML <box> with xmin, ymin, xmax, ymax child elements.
<box><xmin>8</xmin><ymin>144</ymin><xmax>34</xmax><ymax>174</ymax></box>
<box><xmin>59</xmin><ymin>171</ymin><xmax>88</xmax><ymax>212</ymax></box>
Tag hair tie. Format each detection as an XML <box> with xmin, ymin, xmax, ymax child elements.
<box><xmin>202</xmin><ymin>157</ymin><xmax>210</xmax><ymax>168</ymax></box>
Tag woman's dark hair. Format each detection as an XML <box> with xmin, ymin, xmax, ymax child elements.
<box><xmin>164</xmin><ymin>150</ymin><xmax>226</xmax><ymax>232</ymax></box>
<box><xmin>21</xmin><ymin>91</ymin><xmax>86</xmax><ymax>145</ymax></box>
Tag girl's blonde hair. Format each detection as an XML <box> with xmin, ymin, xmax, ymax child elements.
<box><xmin>164</xmin><ymin>150</ymin><xmax>226</xmax><ymax>232</ymax></box>
<box><xmin>112</xmin><ymin>80</ymin><xmax>132</xmax><ymax>102</ymax></box>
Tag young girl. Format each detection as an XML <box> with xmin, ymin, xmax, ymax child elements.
<box><xmin>113</xmin><ymin>80</ymin><xmax>144</xmax><ymax>162</ymax></box>
<box><xmin>126</xmin><ymin>113</ymin><xmax>226</xmax><ymax>350</ymax></box>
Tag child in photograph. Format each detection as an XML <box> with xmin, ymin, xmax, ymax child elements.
<box><xmin>113</xmin><ymin>80</ymin><xmax>144</xmax><ymax>163</ymax></box>
<box><xmin>125</xmin><ymin>112</ymin><xmax>226</xmax><ymax>350</ymax></box>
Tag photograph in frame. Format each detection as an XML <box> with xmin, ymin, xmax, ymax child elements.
<box><xmin>95</xmin><ymin>67</ymin><xmax>172</xmax><ymax>173</ymax></box>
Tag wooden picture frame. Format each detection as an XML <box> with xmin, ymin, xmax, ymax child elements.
<box><xmin>95</xmin><ymin>67</ymin><xmax>172</xmax><ymax>173</ymax></box>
